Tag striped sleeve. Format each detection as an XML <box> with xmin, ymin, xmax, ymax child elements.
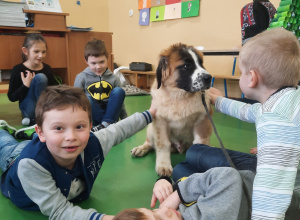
<box><xmin>142</xmin><ymin>110</ymin><xmax>152</xmax><ymax>124</ymax></box>
<box><xmin>90</xmin><ymin>212</ymin><xmax>104</xmax><ymax>220</ymax></box>
<box><xmin>215</xmin><ymin>97</ymin><xmax>259</xmax><ymax>123</ymax></box>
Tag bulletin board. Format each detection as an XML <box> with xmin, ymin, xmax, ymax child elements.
<box><xmin>139</xmin><ymin>0</ymin><xmax>200</xmax><ymax>25</ymax></box>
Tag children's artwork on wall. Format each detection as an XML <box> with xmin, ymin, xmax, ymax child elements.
<box><xmin>139</xmin><ymin>8</ymin><xmax>150</xmax><ymax>25</ymax></box>
<box><xmin>138</xmin><ymin>0</ymin><xmax>151</xmax><ymax>9</ymax></box>
<box><xmin>164</xmin><ymin>3</ymin><xmax>181</xmax><ymax>20</ymax></box>
<box><xmin>150</xmin><ymin>6</ymin><xmax>165</xmax><ymax>21</ymax></box>
<box><xmin>138</xmin><ymin>0</ymin><xmax>200</xmax><ymax>25</ymax></box>
<box><xmin>181</xmin><ymin>0</ymin><xmax>199</xmax><ymax>18</ymax></box>
<box><xmin>165</xmin><ymin>0</ymin><xmax>181</xmax><ymax>5</ymax></box>
<box><xmin>151</xmin><ymin>0</ymin><xmax>166</xmax><ymax>7</ymax></box>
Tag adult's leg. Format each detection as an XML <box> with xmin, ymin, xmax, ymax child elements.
<box><xmin>19</xmin><ymin>73</ymin><xmax>48</xmax><ymax>119</ymax></box>
<box><xmin>0</xmin><ymin>130</ymin><xmax>29</xmax><ymax>172</ymax></box>
<box><xmin>87</xmin><ymin>95</ymin><xmax>106</xmax><ymax>126</ymax></box>
<box><xmin>173</xmin><ymin>144</ymin><xmax>257</xmax><ymax>181</ymax></box>
<box><xmin>102</xmin><ymin>87</ymin><xmax>125</xmax><ymax>124</ymax></box>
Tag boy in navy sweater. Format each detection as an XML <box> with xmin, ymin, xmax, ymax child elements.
<box><xmin>0</xmin><ymin>85</ymin><xmax>155</xmax><ymax>220</ymax></box>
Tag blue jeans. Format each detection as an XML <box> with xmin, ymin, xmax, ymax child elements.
<box><xmin>0</xmin><ymin>130</ymin><xmax>30</xmax><ymax>172</ymax></box>
<box><xmin>88</xmin><ymin>87</ymin><xmax>125</xmax><ymax>126</ymax></box>
<box><xmin>19</xmin><ymin>73</ymin><xmax>48</xmax><ymax>119</ymax></box>
<box><xmin>173</xmin><ymin>144</ymin><xmax>257</xmax><ymax>182</ymax></box>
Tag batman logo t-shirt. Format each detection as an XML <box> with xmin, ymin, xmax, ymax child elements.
<box><xmin>87</xmin><ymin>81</ymin><xmax>112</xmax><ymax>101</ymax></box>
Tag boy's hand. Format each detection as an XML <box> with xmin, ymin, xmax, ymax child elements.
<box><xmin>148</xmin><ymin>97</ymin><xmax>157</xmax><ymax>119</ymax></box>
<box><xmin>159</xmin><ymin>190</ymin><xmax>181</xmax><ymax>210</ymax></box>
<box><xmin>21</xmin><ymin>70</ymin><xmax>35</xmax><ymax>88</ymax></box>
<box><xmin>150</xmin><ymin>179</ymin><xmax>173</xmax><ymax>208</ymax></box>
<box><xmin>208</xmin><ymin>87</ymin><xmax>224</xmax><ymax>105</ymax></box>
<box><xmin>250</xmin><ymin>147</ymin><xmax>258</xmax><ymax>154</ymax></box>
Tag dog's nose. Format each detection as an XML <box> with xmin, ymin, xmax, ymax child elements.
<box><xmin>203</xmin><ymin>74</ymin><xmax>212</xmax><ymax>84</ymax></box>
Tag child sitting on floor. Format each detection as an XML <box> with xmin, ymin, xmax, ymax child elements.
<box><xmin>74</xmin><ymin>39</ymin><xmax>127</xmax><ymax>131</ymax></box>
<box><xmin>7</xmin><ymin>33</ymin><xmax>58</xmax><ymax>127</ymax></box>
<box><xmin>173</xmin><ymin>28</ymin><xmax>300</xmax><ymax>219</ymax></box>
<box><xmin>0</xmin><ymin>85</ymin><xmax>155</xmax><ymax>220</ymax></box>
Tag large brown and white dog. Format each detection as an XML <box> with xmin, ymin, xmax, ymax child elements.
<box><xmin>131</xmin><ymin>43</ymin><xmax>213</xmax><ymax>176</ymax></box>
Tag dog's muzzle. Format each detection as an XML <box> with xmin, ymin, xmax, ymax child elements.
<box><xmin>190</xmin><ymin>73</ymin><xmax>212</xmax><ymax>92</ymax></box>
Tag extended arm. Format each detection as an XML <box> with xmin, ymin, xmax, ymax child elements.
<box><xmin>95</xmin><ymin>98</ymin><xmax>156</xmax><ymax>157</ymax></box>
<box><xmin>214</xmin><ymin>96</ymin><xmax>259</xmax><ymax>123</ymax></box>
<box><xmin>94</xmin><ymin>111</ymin><xmax>153</xmax><ymax>157</ymax></box>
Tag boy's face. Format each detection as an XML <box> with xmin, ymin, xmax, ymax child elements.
<box><xmin>85</xmin><ymin>55</ymin><xmax>108</xmax><ymax>76</ymax></box>
<box><xmin>139</xmin><ymin>207</ymin><xmax>183</xmax><ymax>220</ymax></box>
<box><xmin>35</xmin><ymin>106</ymin><xmax>92</xmax><ymax>170</ymax></box>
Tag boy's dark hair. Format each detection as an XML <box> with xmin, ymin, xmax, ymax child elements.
<box><xmin>84</xmin><ymin>39</ymin><xmax>108</xmax><ymax>61</ymax></box>
<box><xmin>35</xmin><ymin>85</ymin><xmax>92</xmax><ymax>127</ymax></box>
<box><xmin>22</xmin><ymin>33</ymin><xmax>47</xmax><ymax>62</ymax></box>
<box><xmin>113</xmin><ymin>208</ymin><xmax>148</xmax><ymax>220</ymax></box>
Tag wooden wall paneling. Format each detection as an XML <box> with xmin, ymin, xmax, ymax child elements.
<box><xmin>0</xmin><ymin>36</ymin><xmax>23</xmax><ymax>69</ymax></box>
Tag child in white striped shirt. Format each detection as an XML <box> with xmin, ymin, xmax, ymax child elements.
<box><xmin>209</xmin><ymin>28</ymin><xmax>300</xmax><ymax>220</ymax></box>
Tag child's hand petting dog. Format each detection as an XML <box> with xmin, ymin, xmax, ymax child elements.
<box><xmin>148</xmin><ymin>97</ymin><xmax>157</xmax><ymax>119</ymax></box>
<box><xmin>208</xmin><ymin>87</ymin><xmax>224</xmax><ymax>105</ymax></box>
<box><xmin>151</xmin><ymin>179</ymin><xmax>173</xmax><ymax>208</ymax></box>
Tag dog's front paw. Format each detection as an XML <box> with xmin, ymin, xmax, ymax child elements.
<box><xmin>131</xmin><ymin>146</ymin><xmax>149</xmax><ymax>157</ymax></box>
<box><xmin>156</xmin><ymin>162</ymin><xmax>173</xmax><ymax>177</ymax></box>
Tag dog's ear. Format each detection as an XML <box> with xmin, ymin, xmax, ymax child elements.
<box><xmin>156</xmin><ymin>56</ymin><xmax>167</xmax><ymax>89</ymax></box>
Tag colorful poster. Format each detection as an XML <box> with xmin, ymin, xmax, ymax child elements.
<box><xmin>139</xmin><ymin>8</ymin><xmax>150</xmax><ymax>25</ymax></box>
<box><xmin>181</xmin><ymin>0</ymin><xmax>199</xmax><ymax>18</ymax></box>
<box><xmin>150</xmin><ymin>6</ymin><xmax>165</xmax><ymax>21</ymax></box>
<box><xmin>151</xmin><ymin>0</ymin><xmax>166</xmax><ymax>7</ymax></box>
<box><xmin>166</xmin><ymin>0</ymin><xmax>181</xmax><ymax>5</ymax></box>
<box><xmin>164</xmin><ymin>3</ymin><xmax>181</xmax><ymax>20</ymax></box>
<box><xmin>138</xmin><ymin>0</ymin><xmax>151</xmax><ymax>9</ymax></box>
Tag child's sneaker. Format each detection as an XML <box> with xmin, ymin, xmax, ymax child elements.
<box><xmin>22</xmin><ymin>117</ymin><xmax>35</xmax><ymax>126</ymax></box>
<box><xmin>15</xmin><ymin>125</ymin><xmax>36</xmax><ymax>140</ymax></box>
<box><xmin>91</xmin><ymin>124</ymin><xmax>105</xmax><ymax>132</ymax></box>
<box><xmin>0</xmin><ymin>120</ymin><xmax>17</xmax><ymax>136</ymax></box>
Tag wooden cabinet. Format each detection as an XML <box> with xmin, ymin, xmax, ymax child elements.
<box><xmin>0</xmin><ymin>10</ymin><xmax>113</xmax><ymax>93</ymax></box>
<box><xmin>120</xmin><ymin>70</ymin><xmax>156</xmax><ymax>90</ymax></box>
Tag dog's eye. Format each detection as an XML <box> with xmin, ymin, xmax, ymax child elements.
<box><xmin>182</xmin><ymin>64</ymin><xmax>191</xmax><ymax>69</ymax></box>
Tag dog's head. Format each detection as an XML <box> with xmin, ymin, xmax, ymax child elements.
<box><xmin>156</xmin><ymin>43</ymin><xmax>212</xmax><ymax>92</ymax></box>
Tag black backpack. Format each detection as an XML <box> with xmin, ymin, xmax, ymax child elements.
<box><xmin>241</xmin><ymin>0</ymin><xmax>277</xmax><ymax>44</ymax></box>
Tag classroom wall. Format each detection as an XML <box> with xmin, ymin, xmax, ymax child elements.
<box><xmin>107</xmin><ymin>0</ymin><xmax>280</xmax><ymax>97</ymax></box>
<box><xmin>60</xmin><ymin>0</ymin><xmax>109</xmax><ymax>31</ymax></box>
